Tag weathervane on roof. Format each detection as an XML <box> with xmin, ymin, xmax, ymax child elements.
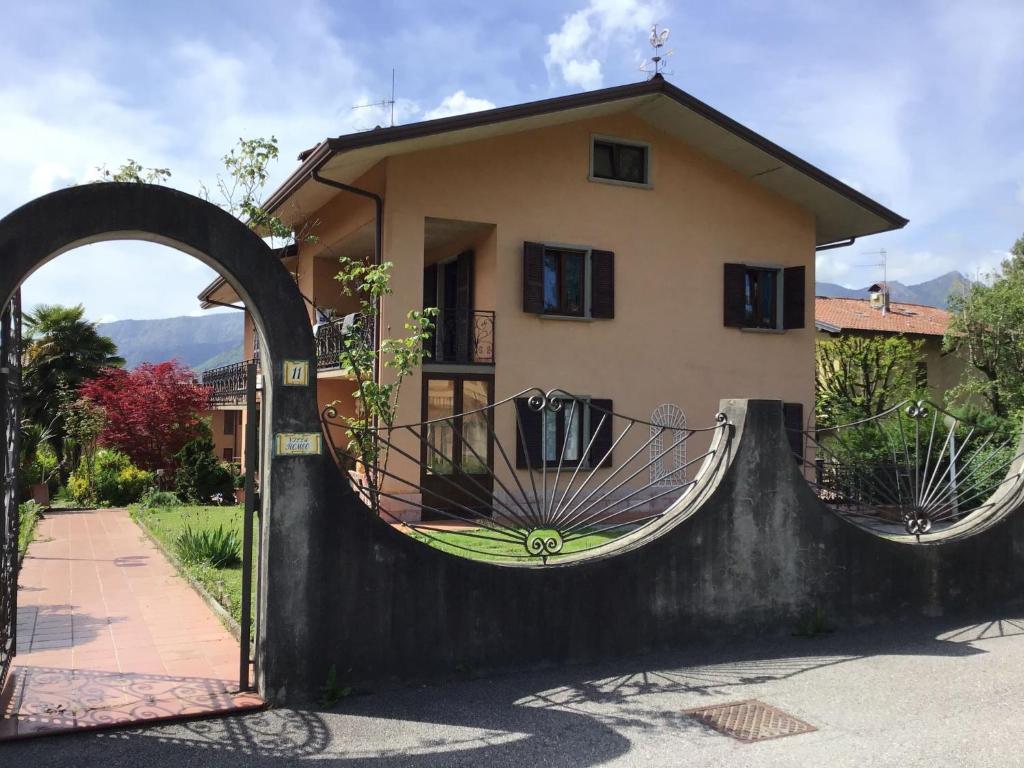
<box><xmin>640</xmin><ymin>25</ymin><xmax>673</xmax><ymax>80</ymax></box>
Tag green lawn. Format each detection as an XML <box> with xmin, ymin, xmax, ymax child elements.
<box><xmin>407</xmin><ymin>527</ymin><xmax>626</xmax><ymax>561</ymax></box>
<box><xmin>132</xmin><ymin>504</ymin><xmax>257</xmax><ymax>631</ymax></box>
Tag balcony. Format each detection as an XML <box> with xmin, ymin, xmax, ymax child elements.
<box><xmin>200</xmin><ymin>359</ymin><xmax>255</xmax><ymax>405</ymax></box>
<box><xmin>315</xmin><ymin>315</ymin><xmax>375</xmax><ymax>372</ymax></box>
<box><xmin>426</xmin><ymin>309</ymin><xmax>495</xmax><ymax>365</ymax></box>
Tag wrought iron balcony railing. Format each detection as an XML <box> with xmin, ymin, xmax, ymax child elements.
<box><xmin>200</xmin><ymin>359</ymin><xmax>255</xmax><ymax>403</ymax></box>
<box><xmin>426</xmin><ymin>309</ymin><xmax>495</xmax><ymax>365</ymax></box>
<box><xmin>315</xmin><ymin>314</ymin><xmax>375</xmax><ymax>371</ymax></box>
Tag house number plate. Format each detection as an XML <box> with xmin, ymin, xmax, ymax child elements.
<box><xmin>283</xmin><ymin>359</ymin><xmax>310</xmax><ymax>386</ymax></box>
<box><xmin>275</xmin><ymin>432</ymin><xmax>322</xmax><ymax>456</ymax></box>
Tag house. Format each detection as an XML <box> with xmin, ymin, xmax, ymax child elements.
<box><xmin>197</xmin><ymin>75</ymin><xmax>907</xmax><ymax>520</ymax></box>
<box><xmin>815</xmin><ymin>285</ymin><xmax>963</xmax><ymax>401</ymax></box>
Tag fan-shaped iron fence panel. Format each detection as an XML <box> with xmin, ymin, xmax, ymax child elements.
<box><xmin>322</xmin><ymin>389</ymin><xmax>729</xmax><ymax>562</ymax></box>
<box><xmin>797</xmin><ymin>400</ymin><xmax>1024</xmax><ymax>540</ymax></box>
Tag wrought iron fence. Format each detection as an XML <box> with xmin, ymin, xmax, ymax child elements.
<box><xmin>316</xmin><ymin>315</ymin><xmax>375</xmax><ymax>371</ymax></box>
<box><xmin>200</xmin><ymin>360</ymin><xmax>253</xmax><ymax>404</ymax></box>
<box><xmin>426</xmin><ymin>309</ymin><xmax>495</xmax><ymax>365</ymax></box>
<box><xmin>797</xmin><ymin>400</ymin><xmax>1024</xmax><ymax>537</ymax></box>
<box><xmin>321</xmin><ymin>388</ymin><xmax>730</xmax><ymax>562</ymax></box>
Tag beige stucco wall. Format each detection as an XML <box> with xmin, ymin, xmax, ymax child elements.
<box><xmin>324</xmin><ymin>110</ymin><xmax>816</xmax><ymax>496</ymax></box>
<box><xmin>203</xmin><ymin>407</ymin><xmax>243</xmax><ymax>463</ymax></box>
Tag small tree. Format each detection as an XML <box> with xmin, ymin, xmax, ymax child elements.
<box><xmin>78</xmin><ymin>360</ymin><xmax>210</xmax><ymax>472</ymax></box>
<box><xmin>945</xmin><ymin>236</ymin><xmax>1024</xmax><ymax>423</ymax></box>
<box><xmin>173</xmin><ymin>436</ymin><xmax>233</xmax><ymax>503</ymax></box>
<box><xmin>21</xmin><ymin>303</ymin><xmax>124</xmax><ymax>471</ymax></box>
<box><xmin>333</xmin><ymin>256</ymin><xmax>437</xmax><ymax>491</ymax></box>
<box><xmin>816</xmin><ymin>334</ymin><xmax>925</xmax><ymax>429</ymax></box>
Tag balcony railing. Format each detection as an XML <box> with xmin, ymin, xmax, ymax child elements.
<box><xmin>426</xmin><ymin>309</ymin><xmax>495</xmax><ymax>365</ymax></box>
<box><xmin>200</xmin><ymin>359</ymin><xmax>255</xmax><ymax>404</ymax></box>
<box><xmin>316</xmin><ymin>314</ymin><xmax>375</xmax><ymax>372</ymax></box>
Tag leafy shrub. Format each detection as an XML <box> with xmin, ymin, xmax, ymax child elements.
<box><xmin>67</xmin><ymin>448</ymin><xmax>153</xmax><ymax>506</ymax></box>
<box><xmin>174</xmin><ymin>525</ymin><xmax>241</xmax><ymax>568</ymax></box>
<box><xmin>174</xmin><ymin>437</ymin><xmax>233</xmax><ymax>503</ymax></box>
<box><xmin>18</xmin><ymin>500</ymin><xmax>44</xmax><ymax>557</ymax></box>
<box><xmin>138</xmin><ymin>488</ymin><xmax>182</xmax><ymax>510</ymax></box>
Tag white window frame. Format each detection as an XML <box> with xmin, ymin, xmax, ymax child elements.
<box><xmin>589</xmin><ymin>133</ymin><xmax>653</xmax><ymax>189</ymax></box>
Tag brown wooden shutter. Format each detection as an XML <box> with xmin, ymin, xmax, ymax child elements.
<box><xmin>515</xmin><ymin>397</ymin><xmax>543</xmax><ymax>469</ymax></box>
<box><xmin>783</xmin><ymin>402</ymin><xmax>804</xmax><ymax>463</ymax></box>
<box><xmin>455</xmin><ymin>251</ymin><xmax>474</xmax><ymax>362</ymax></box>
<box><xmin>588</xmin><ymin>399</ymin><xmax>614</xmax><ymax>468</ymax></box>
<box><xmin>589</xmin><ymin>250</ymin><xmax>615</xmax><ymax>318</ymax></box>
<box><xmin>723</xmin><ymin>263</ymin><xmax>746</xmax><ymax>327</ymax></box>
<box><xmin>783</xmin><ymin>266</ymin><xmax>806</xmax><ymax>330</ymax></box>
<box><xmin>523</xmin><ymin>242</ymin><xmax>545</xmax><ymax>313</ymax></box>
<box><xmin>422</xmin><ymin>264</ymin><xmax>437</xmax><ymax>360</ymax></box>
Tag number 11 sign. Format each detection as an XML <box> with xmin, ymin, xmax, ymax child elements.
<box><xmin>283</xmin><ymin>359</ymin><xmax>310</xmax><ymax>387</ymax></box>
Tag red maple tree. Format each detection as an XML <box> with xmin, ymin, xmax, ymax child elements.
<box><xmin>78</xmin><ymin>360</ymin><xmax>212</xmax><ymax>471</ymax></box>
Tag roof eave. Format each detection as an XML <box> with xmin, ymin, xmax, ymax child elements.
<box><xmin>263</xmin><ymin>76</ymin><xmax>909</xmax><ymax>234</ymax></box>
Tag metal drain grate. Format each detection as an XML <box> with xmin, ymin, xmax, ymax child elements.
<box><xmin>684</xmin><ymin>699</ymin><xmax>815</xmax><ymax>742</ymax></box>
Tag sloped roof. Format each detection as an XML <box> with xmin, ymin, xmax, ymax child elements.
<box><xmin>815</xmin><ymin>297</ymin><xmax>950</xmax><ymax>337</ymax></box>
<box><xmin>265</xmin><ymin>76</ymin><xmax>907</xmax><ymax>246</ymax></box>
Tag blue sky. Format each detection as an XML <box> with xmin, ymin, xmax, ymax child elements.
<box><xmin>5</xmin><ymin>0</ymin><xmax>1024</xmax><ymax>321</ymax></box>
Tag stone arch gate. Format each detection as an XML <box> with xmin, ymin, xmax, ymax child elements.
<box><xmin>0</xmin><ymin>182</ymin><xmax>332</xmax><ymax>700</ymax></box>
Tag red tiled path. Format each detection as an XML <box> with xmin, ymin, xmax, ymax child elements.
<box><xmin>0</xmin><ymin>507</ymin><xmax>262</xmax><ymax>739</ymax></box>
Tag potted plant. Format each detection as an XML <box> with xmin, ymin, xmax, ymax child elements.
<box><xmin>233</xmin><ymin>470</ymin><xmax>246</xmax><ymax>504</ymax></box>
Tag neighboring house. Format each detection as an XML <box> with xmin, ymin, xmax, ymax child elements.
<box><xmin>815</xmin><ymin>285</ymin><xmax>963</xmax><ymax>402</ymax></box>
<box><xmin>197</xmin><ymin>75</ymin><xmax>907</xmax><ymax>518</ymax></box>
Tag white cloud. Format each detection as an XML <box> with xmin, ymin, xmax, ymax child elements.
<box><xmin>423</xmin><ymin>91</ymin><xmax>496</xmax><ymax>120</ymax></box>
<box><xmin>545</xmin><ymin>0</ymin><xmax>664</xmax><ymax>90</ymax></box>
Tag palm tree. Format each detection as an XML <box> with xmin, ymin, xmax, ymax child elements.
<box><xmin>21</xmin><ymin>304</ymin><xmax>124</xmax><ymax>470</ymax></box>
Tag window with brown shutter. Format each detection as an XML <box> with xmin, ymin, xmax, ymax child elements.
<box><xmin>522</xmin><ymin>242</ymin><xmax>615</xmax><ymax>319</ymax></box>
<box><xmin>783</xmin><ymin>402</ymin><xmax>804</xmax><ymax>463</ymax></box>
<box><xmin>724</xmin><ymin>263</ymin><xmax>806</xmax><ymax>331</ymax></box>
<box><xmin>515</xmin><ymin>396</ymin><xmax>613</xmax><ymax>469</ymax></box>
<box><xmin>522</xmin><ymin>242</ymin><xmax>546</xmax><ymax>314</ymax></box>
<box><xmin>514</xmin><ymin>397</ymin><xmax>543</xmax><ymax>469</ymax></box>
<box><xmin>588</xmin><ymin>399</ymin><xmax>614</xmax><ymax>467</ymax></box>
<box><xmin>782</xmin><ymin>266</ymin><xmax>806</xmax><ymax>330</ymax></box>
<box><xmin>590</xmin><ymin>251</ymin><xmax>615</xmax><ymax>319</ymax></box>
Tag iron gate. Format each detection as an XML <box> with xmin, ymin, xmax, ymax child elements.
<box><xmin>0</xmin><ymin>291</ymin><xmax>21</xmax><ymax>694</ymax></box>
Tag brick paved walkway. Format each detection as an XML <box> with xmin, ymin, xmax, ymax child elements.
<box><xmin>0</xmin><ymin>507</ymin><xmax>262</xmax><ymax>739</ymax></box>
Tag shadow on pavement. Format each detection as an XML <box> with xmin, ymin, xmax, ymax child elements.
<box><xmin>0</xmin><ymin>614</ymin><xmax>1016</xmax><ymax>767</ymax></box>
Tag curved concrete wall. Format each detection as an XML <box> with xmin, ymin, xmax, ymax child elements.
<box><xmin>293</xmin><ymin>398</ymin><xmax>1024</xmax><ymax>702</ymax></box>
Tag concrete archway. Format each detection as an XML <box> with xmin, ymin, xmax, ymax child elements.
<box><xmin>0</xmin><ymin>182</ymin><xmax>328</xmax><ymax>698</ymax></box>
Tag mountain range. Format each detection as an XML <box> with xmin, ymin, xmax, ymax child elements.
<box><xmin>814</xmin><ymin>271</ymin><xmax>972</xmax><ymax>309</ymax></box>
<box><xmin>98</xmin><ymin>313</ymin><xmax>243</xmax><ymax>372</ymax></box>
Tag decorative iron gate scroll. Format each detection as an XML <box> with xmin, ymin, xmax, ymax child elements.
<box><xmin>0</xmin><ymin>292</ymin><xmax>21</xmax><ymax>693</ymax></box>
<box><xmin>797</xmin><ymin>399</ymin><xmax>1024</xmax><ymax>538</ymax></box>
<box><xmin>322</xmin><ymin>388</ymin><xmax>730</xmax><ymax>562</ymax></box>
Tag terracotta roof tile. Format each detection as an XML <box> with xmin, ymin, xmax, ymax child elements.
<box><xmin>815</xmin><ymin>297</ymin><xmax>950</xmax><ymax>336</ymax></box>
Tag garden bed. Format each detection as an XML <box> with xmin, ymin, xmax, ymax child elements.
<box><xmin>131</xmin><ymin>504</ymin><xmax>256</xmax><ymax>633</ymax></box>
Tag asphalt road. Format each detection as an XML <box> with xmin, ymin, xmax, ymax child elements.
<box><xmin>4</xmin><ymin>614</ymin><xmax>1024</xmax><ymax>767</ymax></box>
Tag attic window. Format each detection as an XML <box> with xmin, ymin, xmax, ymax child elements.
<box><xmin>590</xmin><ymin>136</ymin><xmax>650</xmax><ymax>186</ymax></box>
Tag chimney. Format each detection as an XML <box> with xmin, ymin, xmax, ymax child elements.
<box><xmin>868</xmin><ymin>283</ymin><xmax>889</xmax><ymax>315</ymax></box>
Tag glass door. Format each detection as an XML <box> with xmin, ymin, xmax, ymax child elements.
<box><xmin>421</xmin><ymin>374</ymin><xmax>494</xmax><ymax>520</ymax></box>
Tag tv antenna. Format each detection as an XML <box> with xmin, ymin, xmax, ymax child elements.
<box><xmin>353</xmin><ymin>68</ymin><xmax>396</xmax><ymax>128</ymax></box>
<box><xmin>858</xmin><ymin>248</ymin><xmax>889</xmax><ymax>314</ymax></box>
<box><xmin>640</xmin><ymin>24</ymin><xmax>673</xmax><ymax>79</ymax></box>
<box><xmin>857</xmin><ymin>249</ymin><xmax>888</xmax><ymax>288</ymax></box>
